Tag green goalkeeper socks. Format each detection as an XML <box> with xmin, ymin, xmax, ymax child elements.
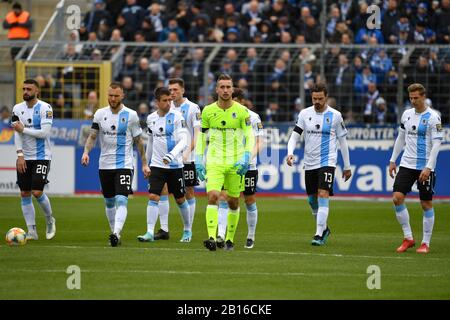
<box><xmin>206</xmin><ymin>205</ymin><xmax>219</xmax><ymax>239</ymax></box>
<box><xmin>226</xmin><ymin>208</ymin><xmax>240</xmax><ymax>242</ymax></box>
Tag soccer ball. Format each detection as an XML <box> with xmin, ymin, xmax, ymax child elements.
<box><xmin>5</xmin><ymin>227</ymin><xmax>27</xmax><ymax>246</ymax></box>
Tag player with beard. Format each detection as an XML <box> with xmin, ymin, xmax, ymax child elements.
<box><xmin>81</xmin><ymin>82</ymin><xmax>150</xmax><ymax>247</ymax></box>
<box><xmin>11</xmin><ymin>79</ymin><xmax>56</xmax><ymax>241</ymax></box>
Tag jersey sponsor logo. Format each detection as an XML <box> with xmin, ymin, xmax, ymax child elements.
<box><xmin>46</xmin><ymin>111</ymin><xmax>53</xmax><ymax>119</ymax></box>
<box><xmin>436</xmin><ymin>123</ymin><xmax>442</xmax><ymax>132</ymax></box>
<box><xmin>245</xmin><ymin>117</ymin><xmax>251</xmax><ymax>126</ymax></box>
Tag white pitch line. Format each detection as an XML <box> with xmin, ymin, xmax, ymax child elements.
<box><xmin>3</xmin><ymin>244</ymin><xmax>450</xmax><ymax>262</ymax></box>
<box><xmin>0</xmin><ymin>269</ymin><xmax>447</xmax><ymax>278</ymax></box>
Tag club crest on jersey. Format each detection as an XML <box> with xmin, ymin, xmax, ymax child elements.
<box><xmin>182</xmin><ymin>109</ymin><xmax>186</xmax><ymax>114</ymax></box>
<box><xmin>232</xmin><ymin>112</ymin><xmax>237</xmax><ymax>119</ymax></box>
<box><xmin>325</xmin><ymin>117</ymin><xmax>330</xmax><ymax>124</ymax></box>
<box><xmin>422</xmin><ymin>119</ymin><xmax>427</xmax><ymax>125</ymax></box>
<box><xmin>121</xmin><ymin>117</ymin><xmax>126</xmax><ymax>123</ymax></box>
<box><xmin>35</xmin><ymin>110</ymin><xmax>39</xmax><ymax>115</ymax></box>
<box><xmin>167</xmin><ymin>119</ymin><xmax>172</xmax><ymax>124</ymax></box>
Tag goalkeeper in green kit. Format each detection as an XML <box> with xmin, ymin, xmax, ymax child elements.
<box><xmin>195</xmin><ymin>74</ymin><xmax>254</xmax><ymax>251</ymax></box>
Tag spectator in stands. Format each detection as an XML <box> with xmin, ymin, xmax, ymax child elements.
<box><xmin>134</xmin><ymin>58</ymin><xmax>159</xmax><ymax>101</ymax></box>
<box><xmin>67</xmin><ymin>30</ymin><xmax>83</xmax><ymax>54</ymax></box>
<box><xmin>159</xmin><ymin>18</ymin><xmax>186</xmax><ymax>42</ymax></box>
<box><xmin>224</xmin><ymin>2</ymin><xmax>241</xmax><ymax>21</ymax></box>
<box><xmin>339</xmin><ymin>0</ymin><xmax>359</xmax><ymax>28</ymax></box>
<box><xmin>326</xmin><ymin>5</ymin><xmax>342</xmax><ymax>41</ymax></box>
<box><xmin>273</xmin><ymin>16</ymin><xmax>295</xmax><ymax>42</ymax></box>
<box><xmin>198</xmin><ymin>72</ymin><xmax>216</xmax><ymax>106</ymax></box>
<box><xmin>414</xmin><ymin>2</ymin><xmax>431</xmax><ymax>27</ymax></box>
<box><xmin>168</xmin><ymin>0</ymin><xmax>190</xmax><ymax>32</ymax></box>
<box><xmin>382</xmin><ymin>0</ymin><xmax>400</xmax><ymax>43</ymax></box>
<box><xmin>219</xmin><ymin>59</ymin><xmax>234</xmax><ymax>76</ymax></box>
<box><xmin>54</xmin><ymin>92</ymin><xmax>72</xmax><ymax>119</ymax></box>
<box><xmin>115</xmin><ymin>14</ymin><xmax>134</xmax><ymax>41</ymax></box>
<box><xmin>84</xmin><ymin>0</ymin><xmax>112</xmax><ymax>33</ymax></box>
<box><xmin>256</xmin><ymin>19</ymin><xmax>275</xmax><ymax>42</ymax></box>
<box><xmin>303</xmin><ymin>16</ymin><xmax>321</xmax><ymax>43</ymax></box>
<box><xmin>1</xmin><ymin>106</ymin><xmax>11</xmax><ymax>125</ymax></box>
<box><xmin>147</xmin><ymin>2</ymin><xmax>164</xmax><ymax>36</ymax></box>
<box><xmin>83</xmin><ymin>91</ymin><xmax>99</xmax><ymax>120</ymax></box>
<box><xmin>265</xmin><ymin>0</ymin><xmax>289</xmax><ymax>26</ymax></box>
<box><xmin>110</xmin><ymin>28</ymin><xmax>122</xmax><ymax>42</ymax></box>
<box><xmin>245</xmin><ymin>47</ymin><xmax>260</xmax><ymax>73</ymax></box>
<box><xmin>225</xmin><ymin>16</ymin><xmax>249</xmax><ymax>42</ymax></box>
<box><xmin>3</xmin><ymin>2</ymin><xmax>32</xmax><ymax>59</ymax></box>
<box><xmin>372</xmin><ymin>97</ymin><xmax>394</xmax><ymax>125</ymax></box>
<box><xmin>389</xmin><ymin>14</ymin><xmax>413</xmax><ymax>44</ymax></box>
<box><xmin>363</xmin><ymin>82</ymin><xmax>380</xmax><ymax>123</ymax></box>
<box><xmin>138</xmin><ymin>17</ymin><xmax>157</xmax><ymax>42</ymax></box>
<box><xmin>354</xmin><ymin>64</ymin><xmax>376</xmax><ymax>102</ymax></box>
<box><xmin>266</xmin><ymin>59</ymin><xmax>287</xmax><ymax>93</ymax></box>
<box><xmin>435</xmin><ymin>0</ymin><xmax>450</xmax><ymax>43</ymax></box>
<box><xmin>243</xmin><ymin>0</ymin><xmax>263</xmax><ymax>38</ymax></box>
<box><xmin>137</xmin><ymin>102</ymin><xmax>149</xmax><ymax>129</ymax></box>
<box><xmin>189</xmin><ymin>14</ymin><xmax>210</xmax><ymax>42</ymax></box>
<box><xmin>117</xmin><ymin>53</ymin><xmax>137</xmax><ymax>81</ymax></box>
<box><xmin>96</xmin><ymin>19</ymin><xmax>111</xmax><ymax>41</ymax></box>
<box><xmin>370</xmin><ymin>49</ymin><xmax>393</xmax><ymax>84</ymax></box>
<box><xmin>410</xmin><ymin>55</ymin><xmax>438</xmax><ymax>96</ymax></box>
<box><xmin>329</xmin><ymin>53</ymin><xmax>353</xmax><ymax>111</ymax></box>
<box><xmin>149</xmin><ymin>48</ymin><xmax>169</xmax><ymax>81</ymax></box>
<box><xmin>122</xmin><ymin>76</ymin><xmax>139</xmax><ymax>110</ymax></box>
<box><xmin>413</xmin><ymin>21</ymin><xmax>436</xmax><ymax>44</ymax></box>
<box><xmin>78</xmin><ymin>22</ymin><xmax>89</xmax><ymax>41</ymax></box>
<box><xmin>121</xmin><ymin>0</ymin><xmax>145</xmax><ymax>33</ymax></box>
<box><xmin>437</xmin><ymin>57</ymin><xmax>450</xmax><ymax>122</ymax></box>
<box><xmin>225</xmin><ymin>27</ymin><xmax>241</xmax><ymax>43</ymax></box>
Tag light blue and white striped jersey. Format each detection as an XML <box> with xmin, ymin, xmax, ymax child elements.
<box><xmin>248</xmin><ymin>109</ymin><xmax>263</xmax><ymax>171</ymax></box>
<box><xmin>399</xmin><ymin>107</ymin><xmax>443</xmax><ymax>171</ymax></box>
<box><xmin>296</xmin><ymin>106</ymin><xmax>347</xmax><ymax>170</ymax></box>
<box><xmin>93</xmin><ymin>106</ymin><xmax>142</xmax><ymax>170</ymax></box>
<box><xmin>12</xmin><ymin>100</ymin><xmax>53</xmax><ymax>161</ymax></box>
<box><xmin>170</xmin><ymin>98</ymin><xmax>201</xmax><ymax>163</ymax></box>
<box><xmin>146</xmin><ymin>110</ymin><xmax>188</xmax><ymax>169</ymax></box>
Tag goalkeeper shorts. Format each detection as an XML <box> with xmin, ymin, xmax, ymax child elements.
<box><xmin>206</xmin><ymin>164</ymin><xmax>245</xmax><ymax>198</ymax></box>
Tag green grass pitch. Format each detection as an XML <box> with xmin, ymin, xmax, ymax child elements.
<box><xmin>0</xmin><ymin>196</ymin><xmax>449</xmax><ymax>300</ymax></box>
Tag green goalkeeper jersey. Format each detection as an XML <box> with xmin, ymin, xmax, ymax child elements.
<box><xmin>196</xmin><ymin>101</ymin><xmax>254</xmax><ymax>166</ymax></box>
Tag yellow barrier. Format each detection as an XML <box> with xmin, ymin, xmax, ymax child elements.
<box><xmin>16</xmin><ymin>60</ymin><xmax>111</xmax><ymax>119</ymax></box>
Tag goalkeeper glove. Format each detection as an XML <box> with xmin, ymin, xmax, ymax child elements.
<box><xmin>195</xmin><ymin>154</ymin><xmax>206</xmax><ymax>181</ymax></box>
<box><xmin>233</xmin><ymin>151</ymin><xmax>251</xmax><ymax>176</ymax></box>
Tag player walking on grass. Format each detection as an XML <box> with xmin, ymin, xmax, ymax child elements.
<box><xmin>389</xmin><ymin>83</ymin><xmax>443</xmax><ymax>254</ymax></box>
<box><xmin>196</xmin><ymin>74</ymin><xmax>254</xmax><ymax>251</ymax></box>
<box><xmin>287</xmin><ymin>83</ymin><xmax>351</xmax><ymax>246</ymax></box>
<box><xmin>217</xmin><ymin>88</ymin><xmax>263</xmax><ymax>249</ymax></box>
<box><xmin>12</xmin><ymin>79</ymin><xmax>56</xmax><ymax>241</ymax></box>
<box><xmin>137</xmin><ymin>87</ymin><xmax>191</xmax><ymax>243</ymax></box>
<box><xmin>149</xmin><ymin>78</ymin><xmax>201</xmax><ymax>242</ymax></box>
<box><xmin>81</xmin><ymin>82</ymin><xmax>150</xmax><ymax>247</ymax></box>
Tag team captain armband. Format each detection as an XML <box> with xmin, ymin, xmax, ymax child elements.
<box><xmin>91</xmin><ymin>122</ymin><xmax>100</xmax><ymax>130</ymax></box>
<box><xmin>293</xmin><ymin>125</ymin><xmax>303</xmax><ymax>135</ymax></box>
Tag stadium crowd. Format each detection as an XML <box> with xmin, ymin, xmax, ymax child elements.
<box><xmin>6</xmin><ymin>0</ymin><xmax>450</xmax><ymax>123</ymax></box>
